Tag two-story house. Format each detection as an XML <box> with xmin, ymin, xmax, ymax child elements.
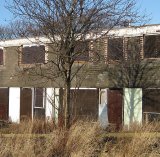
<box><xmin>0</xmin><ymin>24</ymin><xmax>160</xmax><ymax>127</ymax></box>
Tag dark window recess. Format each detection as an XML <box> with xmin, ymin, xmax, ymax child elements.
<box><xmin>143</xmin><ymin>89</ymin><xmax>160</xmax><ymax>113</ymax></box>
<box><xmin>144</xmin><ymin>35</ymin><xmax>160</xmax><ymax>58</ymax></box>
<box><xmin>108</xmin><ymin>38</ymin><xmax>123</xmax><ymax>60</ymax></box>
<box><xmin>22</xmin><ymin>45</ymin><xmax>45</xmax><ymax>64</ymax></box>
<box><xmin>0</xmin><ymin>49</ymin><xmax>3</xmax><ymax>65</ymax></box>
<box><xmin>74</xmin><ymin>41</ymin><xmax>89</xmax><ymax>61</ymax></box>
<box><xmin>35</xmin><ymin>88</ymin><xmax>44</xmax><ymax>107</ymax></box>
<box><xmin>143</xmin><ymin>89</ymin><xmax>160</xmax><ymax>122</ymax></box>
<box><xmin>127</xmin><ymin>37</ymin><xmax>141</xmax><ymax>59</ymax></box>
<box><xmin>34</xmin><ymin>108</ymin><xmax>45</xmax><ymax>119</ymax></box>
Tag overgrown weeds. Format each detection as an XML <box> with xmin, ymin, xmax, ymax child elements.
<box><xmin>0</xmin><ymin>120</ymin><xmax>159</xmax><ymax>157</ymax></box>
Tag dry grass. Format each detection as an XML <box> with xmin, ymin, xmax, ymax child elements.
<box><xmin>0</xmin><ymin>120</ymin><xmax>159</xmax><ymax>157</ymax></box>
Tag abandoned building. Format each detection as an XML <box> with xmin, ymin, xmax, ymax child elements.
<box><xmin>0</xmin><ymin>24</ymin><xmax>160</xmax><ymax>127</ymax></box>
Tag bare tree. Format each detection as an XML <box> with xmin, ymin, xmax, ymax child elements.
<box><xmin>8</xmin><ymin>0</ymin><xmax>144</xmax><ymax>128</ymax></box>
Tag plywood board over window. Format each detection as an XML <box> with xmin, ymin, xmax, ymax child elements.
<box><xmin>74</xmin><ymin>41</ymin><xmax>89</xmax><ymax>61</ymax></box>
<box><xmin>108</xmin><ymin>38</ymin><xmax>123</xmax><ymax>60</ymax></box>
<box><xmin>144</xmin><ymin>35</ymin><xmax>160</xmax><ymax>58</ymax></box>
<box><xmin>127</xmin><ymin>37</ymin><xmax>141</xmax><ymax>60</ymax></box>
<box><xmin>22</xmin><ymin>45</ymin><xmax>45</xmax><ymax>64</ymax></box>
<box><xmin>143</xmin><ymin>89</ymin><xmax>160</xmax><ymax>113</ymax></box>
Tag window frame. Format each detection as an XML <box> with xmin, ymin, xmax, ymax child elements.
<box><xmin>74</xmin><ymin>40</ymin><xmax>90</xmax><ymax>63</ymax></box>
<box><xmin>107</xmin><ymin>37</ymin><xmax>124</xmax><ymax>62</ymax></box>
<box><xmin>19</xmin><ymin>44</ymin><xmax>47</xmax><ymax>66</ymax></box>
<box><xmin>144</xmin><ymin>35</ymin><xmax>160</xmax><ymax>59</ymax></box>
<box><xmin>0</xmin><ymin>47</ymin><xmax>4</xmax><ymax>67</ymax></box>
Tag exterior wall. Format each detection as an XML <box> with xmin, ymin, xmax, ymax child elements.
<box><xmin>124</xmin><ymin>88</ymin><xmax>142</xmax><ymax>126</ymax></box>
<box><xmin>0</xmin><ymin>25</ymin><xmax>160</xmax><ymax>88</ymax></box>
<box><xmin>0</xmin><ymin>25</ymin><xmax>160</xmax><ymax>124</ymax></box>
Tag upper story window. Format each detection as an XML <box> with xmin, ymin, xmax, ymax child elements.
<box><xmin>144</xmin><ymin>35</ymin><xmax>160</xmax><ymax>58</ymax></box>
<box><xmin>108</xmin><ymin>38</ymin><xmax>123</xmax><ymax>60</ymax></box>
<box><xmin>22</xmin><ymin>45</ymin><xmax>45</xmax><ymax>64</ymax></box>
<box><xmin>0</xmin><ymin>48</ymin><xmax>4</xmax><ymax>65</ymax></box>
<box><xmin>74</xmin><ymin>41</ymin><xmax>89</xmax><ymax>61</ymax></box>
<box><xmin>127</xmin><ymin>37</ymin><xmax>141</xmax><ymax>59</ymax></box>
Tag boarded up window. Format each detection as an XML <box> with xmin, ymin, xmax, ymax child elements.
<box><xmin>59</xmin><ymin>89</ymin><xmax>99</xmax><ymax>120</ymax></box>
<box><xmin>74</xmin><ymin>41</ymin><xmax>89</xmax><ymax>61</ymax></box>
<box><xmin>143</xmin><ymin>89</ymin><xmax>160</xmax><ymax>122</ymax></box>
<box><xmin>70</xmin><ymin>89</ymin><xmax>99</xmax><ymax>119</ymax></box>
<box><xmin>144</xmin><ymin>35</ymin><xmax>160</xmax><ymax>58</ymax></box>
<box><xmin>35</xmin><ymin>88</ymin><xmax>43</xmax><ymax>108</ymax></box>
<box><xmin>143</xmin><ymin>89</ymin><xmax>160</xmax><ymax>113</ymax></box>
<box><xmin>108</xmin><ymin>38</ymin><xmax>123</xmax><ymax>60</ymax></box>
<box><xmin>22</xmin><ymin>45</ymin><xmax>45</xmax><ymax>64</ymax></box>
<box><xmin>0</xmin><ymin>48</ymin><xmax>3</xmax><ymax>65</ymax></box>
<box><xmin>127</xmin><ymin>37</ymin><xmax>141</xmax><ymax>59</ymax></box>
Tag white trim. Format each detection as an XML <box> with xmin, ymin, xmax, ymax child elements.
<box><xmin>9</xmin><ymin>88</ymin><xmax>20</xmax><ymax>123</ymax></box>
<box><xmin>31</xmin><ymin>88</ymin><xmax>34</xmax><ymax>120</ymax></box>
<box><xmin>1</xmin><ymin>25</ymin><xmax>160</xmax><ymax>47</ymax></box>
<box><xmin>23</xmin><ymin>44</ymin><xmax>45</xmax><ymax>47</ymax></box>
<box><xmin>143</xmin><ymin>112</ymin><xmax>160</xmax><ymax>115</ymax></box>
<box><xmin>70</xmin><ymin>88</ymin><xmax>97</xmax><ymax>90</ymax></box>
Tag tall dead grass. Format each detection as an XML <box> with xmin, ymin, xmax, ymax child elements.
<box><xmin>0</xmin><ymin>120</ymin><xmax>159</xmax><ymax>157</ymax></box>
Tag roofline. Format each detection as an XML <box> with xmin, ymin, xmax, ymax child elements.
<box><xmin>1</xmin><ymin>24</ymin><xmax>160</xmax><ymax>47</ymax></box>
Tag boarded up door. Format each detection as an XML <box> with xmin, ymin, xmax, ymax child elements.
<box><xmin>20</xmin><ymin>88</ymin><xmax>32</xmax><ymax>120</ymax></box>
<box><xmin>0</xmin><ymin>88</ymin><xmax>9</xmax><ymax>120</ymax></box>
<box><xmin>108</xmin><ymin>89</ymin><xmax>123</xmax><ymax>128</ymax></box>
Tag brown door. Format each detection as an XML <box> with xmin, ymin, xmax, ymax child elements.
<box><xmin>108</xmin><ymin>89</ymin><xmax>123</xmax><ymax>128</ymax></box>
<box><xmin>20</xmin><ymin>88</ymin><xmax>32</xmax><ymax>120</ymax></box>
<box><xmin>0</xmin><ymin>88</ymin><xmax>9</xmax><ymax>120</ymax></box>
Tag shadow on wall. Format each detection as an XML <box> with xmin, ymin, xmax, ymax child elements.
<box><xmin>124</xmin><ymin>88</ymin><xmax>142</xmax><ymax>126</ymax></box>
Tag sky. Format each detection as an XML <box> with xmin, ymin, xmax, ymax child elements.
<box><xmin>0</xmin><ymin>0</ymin><xmax>160</xmax><ymax>25</ymax></box>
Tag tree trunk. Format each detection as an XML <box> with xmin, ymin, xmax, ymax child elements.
<box><xmin>64</xmin><ymin>76</ymin><xmax>71</xmax><ymax>129</ymax></box>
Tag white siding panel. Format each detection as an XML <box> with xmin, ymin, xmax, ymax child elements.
<box><xmin>46</xmin><ymin>88</ymin><xmax>54</xmax><ymax>120</ymax></box>
<box><xmin>99</xmin><ymin>89</ymin><xmax>108</xmax><ymax>128</ymax></box>
<box><xmin>9</xmin><ymin>88</ymin><xmax>20</xmax><ymax>123</ymax></box>
<box><xmin>124</xmin><ymin>88</ymin><xmax>142</xmax><ymax>126</ymax></box>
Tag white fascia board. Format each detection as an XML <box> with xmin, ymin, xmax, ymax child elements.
<box><xmin>1</xmin><ymin>24</ymin><xmax>160</xmax><ymax>47</ymax></box>
<box><xmin>106</xmin><ymin>25</ymin><xmax>160</xmax><ymax>37</ymax></box>
<box><xmin>0</xmin><ymin>37</ymin><xmax>50</xmax><ymax>47</ymax></box>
